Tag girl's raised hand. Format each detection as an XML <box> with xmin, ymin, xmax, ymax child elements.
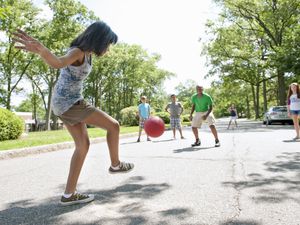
<box><xmin>12</xmin><ymin>29</ymin><xmax>44</xmax><ymax>54</ymax></box>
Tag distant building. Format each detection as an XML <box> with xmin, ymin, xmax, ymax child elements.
<box><xmin>15</xmin><ymin>112</ymin><xmax>35</xmax><ymax>132</ymax></box>
<box><xmin>15</xmin><ymin>112</ymin><xmax>35</xmax><ymax>124</ymax></box>
<box><xmin>15</xmin><ymin>112</ymin><xmax>64</xmax><ymax>131</ymax></box>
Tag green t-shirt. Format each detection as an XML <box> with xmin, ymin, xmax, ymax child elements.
<box><xmin>191</xmin><ymin>93</ymin><xmax>213</xmax><ymax>112</ymax></box>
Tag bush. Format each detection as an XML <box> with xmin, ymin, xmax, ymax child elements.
<box><xmin>182</xmin><ymin>114</ymin><xmax>190</xmax><ymax>122</ymax></box>
<box><xmin>154</xmin><ymin>111</ymin><xmax>170</xmax><ymax>124</ymax></box>
<box><xmin>0</xmin><ymin>108</ymin><xmax>24</xmax><ymax>141</ymax></box>
<box><xmin>120</xmin><ymin>106</ymin><xmax>139</xmax><ymax>126</ymax></box>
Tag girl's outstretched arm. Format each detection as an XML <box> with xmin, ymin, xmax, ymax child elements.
<box><xmin>13</xmin><ymin>29</ymin><xmax>84</xmax><ymax>69</ymax></box>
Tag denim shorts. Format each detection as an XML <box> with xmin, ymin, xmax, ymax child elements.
<box><xmin>290</xmin><ymin>110</ymin><xmax>300</xmax><ymax>115</ymax></box>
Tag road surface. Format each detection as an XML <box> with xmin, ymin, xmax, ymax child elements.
<box><xmin>0</xmin><ymin>119</ymin><xmax>299</xmax><ymax>225</ymax></box>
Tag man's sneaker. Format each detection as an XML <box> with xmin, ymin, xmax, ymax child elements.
<box><xmin>215</xmin><ymin>139</ymin><xmax>221</xmax><ymax>147</ymax></box>
<box><xmin>191</xmin><ymin>140</ymin><xmax>201</xmax><ymax>147</ymax></box>
<box><xmin>60</xmin><ymin>193</ymin><xmax>94</xmax><ymax>206</ymax></box>
<box><xmin>109</xmin><ymin>162</ymin><xmax>134</xmax><ymax>174</ymax></box>
<box><xmin>137</xmin><ymin>138</ymin><xmax>140</xmax><ymax>142</ymax></box>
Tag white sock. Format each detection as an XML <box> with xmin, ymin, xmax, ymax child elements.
<box><xmin>63</xmin><ymin>193</ymin><xmax>73</xmax><ymax>198</ymax></box>
<box><xmin>111</xmin><ymin>163</ymin><xmax>120</xmax><ymax>170</ymax></box>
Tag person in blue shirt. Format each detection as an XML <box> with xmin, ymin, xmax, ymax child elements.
<box><xmin>137</xmin><ymin>96</ymin><xmax>151</xmax><ymax>142</ymax></box>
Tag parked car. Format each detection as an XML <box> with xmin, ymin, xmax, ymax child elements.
<box><xmin>263</xmin><ymin>106</ymin><xmax>293</xmax><ymax>125</ymax></box>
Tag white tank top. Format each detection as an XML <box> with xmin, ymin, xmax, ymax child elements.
<box><xmin>51</xmin><ymin>49</ymin><xmax>92</xmax><ymax>116</ymax></box>
<box><xmin>289</xmin><ymin>94</ymin><xmax>300</xmax><ymax>111</ymax></box>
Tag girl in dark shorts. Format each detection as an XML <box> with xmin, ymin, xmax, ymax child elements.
<box><xmin>13</xmin><ymin>22</ymin><xmax>134</xmax><ymax>206</ymax></box>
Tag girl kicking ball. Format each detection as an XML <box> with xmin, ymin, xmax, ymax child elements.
<box><xmin>13</xmin><ymin>21</ymin><xmax>134</xmax><ymax>206</ymax></box>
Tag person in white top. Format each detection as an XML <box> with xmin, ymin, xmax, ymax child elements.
<box><xmin>287</xmin><ymin>83</ymin><xmax>300</xmax><ymax>140</ymax></box>
<box><xmin>13</xmin><ymin>22</ymin><xmax>134</xmax><ymax>206</ymax></box>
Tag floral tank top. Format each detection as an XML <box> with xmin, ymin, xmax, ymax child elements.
<box><xmin>51</xmin><ymin>49</ymin><xmax>92</xmax><ymax>116</ymax></box>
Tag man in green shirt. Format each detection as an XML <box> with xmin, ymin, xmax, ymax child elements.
<box><xmin>189</xmin><ymin>85</ymin><xmax>220</xmax><ymax>147</ymax></box>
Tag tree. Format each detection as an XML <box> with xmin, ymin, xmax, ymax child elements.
<box><xmin>83</xmin><ymin>43</ymin><xmax>173</xmax><ymax>119</ymax></box>
<box><xmin>26</xmin><ymin>0</ymin><xmax>96</xmax><ymax>130</ymax></box>
<box><xmin>15</xmin><ymin>84</ymin><xmax>45</xmax><ymax>131</ymax></box>
<box><xmin>175</xmin><ymin>79</ymin><xmax>198</xmax><ymax>113</ymax></box>
<box><xmin>0</xmin><ymin>0</ymin><xmax>39</xmax><ymax>110</ymax></box>
<box><xmin>203</xmin><ymin>21</ymin><xmax>276</xmax><ymax>118</ymax></box>
<box><xmin>214</xmin><ymin>0</ymin><xmax>300</xmax><ymax>105</ymax></box>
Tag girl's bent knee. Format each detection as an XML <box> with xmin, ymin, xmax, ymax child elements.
<box><xmin>112</xmin><ymin>121</ymin><xmax>120</xmax><ymax>131</ymax></box>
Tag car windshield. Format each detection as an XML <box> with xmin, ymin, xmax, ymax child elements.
<box><xmin>272</xmin><ymin>107</ymin><xmax>287</xmax><ymax>112</ymax></box>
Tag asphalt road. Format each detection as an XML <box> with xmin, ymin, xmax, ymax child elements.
<box><xmin>0</xmin><ymin>119</ymin><xmax>299</xmax><ymax>225</ymax></box>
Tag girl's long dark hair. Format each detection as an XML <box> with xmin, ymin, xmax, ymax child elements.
<box><xmin>287</xmin><ymin>83</ymin><xmax>300</xmax><ymax>101</ymax></box>
<box><xmin>70</xmin><ymin>21</ymin><xmax>118</xmax><ymax>56</ymax></box>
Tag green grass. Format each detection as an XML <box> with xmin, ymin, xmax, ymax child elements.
<box><xmin>0</xmin><ymin>122</ymin><xmax>191</xmax><ymax>151</ymax></box>
<box><xmin>0</xmin><ymin>126</ymin><xmax>139</xmax><ymax>151</ymax></box>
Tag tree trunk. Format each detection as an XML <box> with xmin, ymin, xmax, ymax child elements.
<box><xmin>277</xmin><ymin>70</ymin><xmax>286</xmax><ymax>105</ymax></box>
<box><xmin>263</xmin><ymin>79</ymin><xmax>267</xmax><ymax>113</ymax></box>
<box><xmin>45</xmin><ymin>81</ymin><xmax>53</xmax><ymax>131</ymax></box>
<box><xmin>6</xmin><ymin>74</ymin><xmax>11</xmax><ymax>110</ymax></box>
<box><xmin>32</xmin><ymin>84</ymin><xmax>38</xmax><ymax>132</ymax></box>
<box><xmin>255</xmin><ymin>83</ymin><xmax>260</xmax><ymax>119</ymax></box>
<box><xmin>99</xmin><ymin>85</ymin><xmax>102</xmax><ymax>110</ymax></box>
<box><xmin>251</xmin><ymin>84</ymin><xmax>257</xmax><ymax>117</ymax></box>
<box><xmin>94</xmin><ymin>84</ymin><xmax>99</xmax><ymax>107</ymax></box>
<box><xmin>246</xmin><ymin>95</ymin><xmax>251</xmax><ymax>118</ymax></box>
<box><xmin>6</xmin><ymin>92</ymin><xmax>11</xmax><ymax>110</ymax></box>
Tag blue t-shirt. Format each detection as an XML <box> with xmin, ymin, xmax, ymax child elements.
<box><xmin>138</xmin><ymin>103</ymin><xmax>150</xmax><ymax>119</ymax></box>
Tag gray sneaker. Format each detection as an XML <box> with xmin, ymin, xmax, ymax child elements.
<box><xmin>109</xmin><ymin>162</ymin><xmax>134</xmax><ymax>174</ymax></box>
<box><xmin>215</xmin><ymin>139</ymin><xmax>221</xmax><ymax>147</ymax></box>
<box><xmin>60</xmin><ymin>193</ymin><xmax>94</xmax><ymax>206</ymax></box>
<box><xmin>191</xmin><ymin>139</ymin><xmax>201</xmax><ymax>147</ymax></box>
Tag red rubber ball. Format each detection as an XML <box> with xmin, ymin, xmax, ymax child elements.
<box><xmin>144</xmin><ymin>116</ymin><xmax>165</xmax><ymax>138</ymax></box>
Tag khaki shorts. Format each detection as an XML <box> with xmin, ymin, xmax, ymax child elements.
<box><xmin>58</xmin><ymin>100</ymin><xmax>97</xmax><ymax>126</ymax></box>
<box><xmin>191</xmin><ymin>112</ymin><xmax>216</xmax><ymax>128</ymax></box>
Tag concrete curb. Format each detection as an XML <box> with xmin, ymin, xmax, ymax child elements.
<box><xmin>0</xmin><ymin>132</ymin><xmax>139</xmax><ymax>160</ymax></box>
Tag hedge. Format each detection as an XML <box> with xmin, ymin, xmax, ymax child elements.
<box><xmin>0</xmin><ymin>108</ymin><xmax>24</xmax><ymax>141</ymax></box>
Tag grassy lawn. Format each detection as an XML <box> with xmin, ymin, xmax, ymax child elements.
<box><xmin>0</xmin><ymin>126</ymin><xmax>139</xmax><ymax>151</ymax></box>
<box><xmin>0</xmin><ymin>122</ymin><xmax>191</xmax><ymax>151</ymax></box>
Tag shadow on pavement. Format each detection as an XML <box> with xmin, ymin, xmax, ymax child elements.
<box><xmin>90</xmin><ymin>176</ymin><xmax>170</xmax><ymax>204</ymax></box>
<box><xmin>120</xmin><ymin>140</ymin><xmax>139</xmax><ymax>145</ymax></box>
<box><xmin>152</xmin><ymin>138</ymin><xmax>175</xmax><ymax>143</ymax></box>
<box><xmin>0</xmin><ymin>176</ymin><xmax>193</xmax><ymax>225</ymax></box>
<box><xmin>222</xmin><ymin>152</ymin><xmax>300</xmax><ymax>204</ymax></box>
<box><xmin>219</xmin><ymin>220</ymin><xmax>261</xmax><ymax>225</ymax></box>
<box><xmin>198</xmin><ymin>120</ymin><xmax>295</xmax><ymax>134</ymax></box>
<box><xmin>173</xmin><ymin>146</ymin><xmax>215</xmax><ymax>153</ymax></box>
<box><xmin>282</xmin><ymin>139</ymin><xmax>300</xmax><ymax>143</ymax></box>
<box><xmin>120</xmin><ymin>138</ymin><xmax>175</xmax><ymax>145</ymax></box>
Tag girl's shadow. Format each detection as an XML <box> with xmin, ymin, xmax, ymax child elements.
<box><xmin>173</xmin><ymin>146</ymin><xmax>216</xmax><ymax>153</ymax></box>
